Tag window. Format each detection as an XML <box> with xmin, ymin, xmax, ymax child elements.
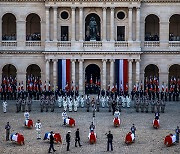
<box><xmin>61</xmin><ymin>26</ymin><xmax>68</xmax><ymax>41</ymax></box>
<box><xmin>117</xmin><ymin>11</ymin><xmax>126</xmax><ymax>20</ymax></box>
<box><xmin>60</xmin><ymin>11</ymin><xmax>69</xmax><ymax>20</ymax></box>
<box><xmin>117</xmin><ymin>26</ymin><xmax>125</xmax><ymax>41</ymax></box>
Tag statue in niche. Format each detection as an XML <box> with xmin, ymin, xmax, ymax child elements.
<box><xmin>87</xmin><ymin>16</ymin><xmax>99</xmax><ymax>41</ymax></box>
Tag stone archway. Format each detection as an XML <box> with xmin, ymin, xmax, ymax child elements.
<box><xmin>169</xmin><ymin>64</ymin><xmax>180</xmax><ymax>89</ymax></box>
<box><xmin>85</xmin><ymin>64</ymin><xmax>100</xmax><ymax>94</ymax></box>
<box><xmin>144</xmin><ymin>64</ymin><xmax>159</xmax><ymax>89</ymax></box>
<box><xmin>2</xmin><ymin>64</ymin><xmax>17</xmax><ymax>79</ymax></box>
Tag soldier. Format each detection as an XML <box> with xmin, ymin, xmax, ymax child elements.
<box><xmin>5</xmin><ymin>122</ymin><xmax>11</xmax><ymax>141</ymax></box>
<box><xmin>68</xmin><ymin>98</ymin><xmax>73</xmax><ymax>112</ymax></box>
<box><xmin>112</xmin><ymin>100</ymin><xmax>116</xmax><ymax>115</ymax></box>
<box><xmin>27</xmin><ymin>98</ymin><xmax>32</xmax><ymax>112</ymax></box>
<box><xmin>74</xmin><ymin>97</ymin><xmax>78</xmax><ymax>112</ymax></box>
<box><xmin>145</xmin><ymin>98</ymin><xmax>149</xmax><ymax>113</ymax></box>
<box><xmin>50</xmin><ymin>96</ymin><xmax>55</xmax><ymax>112</ymax></box>
<box><xmin>40</xmin><ymin>98</ymin><xmax>44</xmax><ymax>112</ymax></box>
<box><xmin>86</xmin><ymin>95</ymin><xmax>90</xmax><ymax>112</ymax></box>
<box><xmin>35</xmin><ymin>119</ymin><xmax>42</xmax><ymax>139</ymax></box>
<box><xmin>160</xmin><ymin>100</ymin><xmax>166</xmax><ymax>113</ymax></box>
<box><xmin>96</xmin><ymin>96</ymin><xmax>100</xmax><ymax>112</ymax></box>
<box><xmin>21</xmin><ymin>99</ymin><xmax>26</xmax><ymax>112</ymax></box>
<box><xmin>45</xmin><ymin>97</ymin><xmax>49</xmax><ymax>112</ymax></box>
<box><xmin>151</xmin><ymin>100</ymin><xmax>155</xmax><ymax>113</ymax></box>
<box><xmin>2</xmin><ymin>99</ymin><xmax>7</xmax><ymax>113</ymax></box>
<box><xmin>140</xmin><ymin>99</ymin><xmax>145</xmax><ymax>113</ymax></box>
<box><xmin>24</xmin><ymin>110</ymin><xmax>30</xmax><ymax>120</ymax></box>
<box><xmin>18</xmin><ymin>98</ymin><xmax>22</xmax><ymax>112</ymax></box>
<box><xmin>175</xmin><ymin>126</ymin><xmax>180</xmax><ymax>143</ymax></box>
<box><xmin>156</xmin><ymin>99</ymin><xmax>161</xmax><ymax>113</ymax></box>
<box><xmin>135</xmin><ymin>98</ymin><xmax>140</xmax><ymax>112</ymax></box>
<box><xmin>131</xmin><ymin>124</ymin><xmax>136</xmax><ymax>137</ymax></box>
<box><xmin>16</xmin><ymin>99</ymin><xmax>19</xmax><ymax>113</ymax></box>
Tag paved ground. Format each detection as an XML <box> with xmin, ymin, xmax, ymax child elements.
<box><xmin>0</xmin><ymin>100</ymin><xmax>180</xmax><ymax>154</ymax></box>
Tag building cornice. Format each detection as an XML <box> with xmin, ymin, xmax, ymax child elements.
<box><xmin>0</xmin><ymin>0</ymin><xmax>180</xmax><ymax>3</ymax></box>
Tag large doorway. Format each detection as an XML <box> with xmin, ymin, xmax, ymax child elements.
<box><xmin>169</xmin><ymin>64</ymin><xmax>180</xmax><ymax>91</ymax></box>
<box><xmin>144</xmin><ymin>64</ymin><xmax>159</xmax><ymax>91</ymax></box>
<box><xmin>85</xmin><ymin>64</ymin><xmax>100</xmax><ymax>94</ymax></box>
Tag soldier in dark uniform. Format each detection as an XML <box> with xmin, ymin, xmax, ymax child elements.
<box><xmin>16</xmin><ymin>99</ymin><xmax>20</xmax><ymax>113</ymax></box>
<box><xmin>165</xmin><ymin>91</ymin><xmax>168</xmax><ymax>101</ymax></box>
<box><xmin>156</xmin><ymin>99</ymin><xmax>160</xmax><ymax>113</ymax></box>
<box><xmin>101</xmin><ymin>89</ymin><xmax>105</xmax><ymax>97</ymax></box>
<box><xmin>169</xmin><ymin>91</ymin><xmax>172</xmax><ymax>101</ymax></box>
<box><xmin>45</xmin><ymin>96</ymin><xmax>49</xmax><ymax>112</ymax></box>
<box><xmin>160</xmin><ymin>100</ymin><xmax>166</xmax><ymax>113</ymax></box>
<box><xmin>96</xmin><ymin>96</ymin><xmax>100</xmax><ymax>112</ymax></box>
<box><xmin>160</xmin><ymin>91</ymin><xmax>164</xmax><ymax>100</ymax></box>
<box><xmin>173</xmin><ymin>91</ymin><xmax>176</xmax><ymax>101</ymax></box>
<box><xmin>40</xmin><ymin>97</ymin><xmax>44</xmax><ymax>112</ymax></box>
<box><xmin>21</xmin><ymin>99</ymin><xmax>26</xmax><ymax>112</ymax></box>
<box><xmin>86</xmin><ymin>95</ymin><xmax>90</xmax><ymax>112</ymax></box>
<box><xmin>50</xmin><ymin>96</ymin><xmax>55</xmax><ymax>112</ymax></box>
<box><xmin>112</xmin><ymin>100</ymin><xmax>116</xmax><ymax>115</ymax></box>
<box><xmin>27</xmin><ymin>98</ymin><xmax>32</xmax><ymax>112</ymax></box>
<box><xmin>135</xmin><ymin>98</ymin><xmax>140</xmax><ymax>112</ymax></box>
<box><xmin>145</xmin><ymin>98</ymin><xmax>149</xmax><ymax>113</ymax></box>
<box><xmin>140</xmin><ymin>99</ymin><xmax>144</xmax><ymax>113</ymax></box>
<box><xmin>176</xmin><ymin>91</ymin><xmax>179</xmax><ymax>101</ymax></box>
<box><xmin>151</xmin><ymin>100</ymin><xmax>155</xmax><ymax>113</ymax></box>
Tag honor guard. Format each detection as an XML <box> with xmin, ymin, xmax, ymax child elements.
<box><xmin>45</xmin><ymin>97</ymin><xmax>49</xmax><ymax>112</ymax></box>
<box><xmin>35</xmin><ymin>120</ymin><xmax>42</xmax><ymax>139</ymax></box>
<box><xmin>21</xmin><ymin>99</ymin><xmax>26</xmax><ymax>112</ymax></box>
<box><xmin>151</xmin><ymin>100</ymin><xmax>155</xmax><ymax>113</ymax></box>
<box><xmin>2</xmin><ymin>100</ymin><xmax>7</xmax><ymax>113</ymax></box>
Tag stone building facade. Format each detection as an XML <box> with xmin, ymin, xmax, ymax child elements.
<box><xmin>0</xmin><ymin>0</ymin><xmax>180</xmax><ymax>94</ymax></box>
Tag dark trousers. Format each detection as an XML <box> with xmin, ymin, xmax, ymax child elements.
<box><xmin>176</xmin><ymin>134</ymin><xmax>179</xmax><ymax>143</ymax></box>
<box><xmin>75</xmin><ymin>138</ymin><xmax>81</xmax><ymax>147</ymax></box>
<box><xmin>67</xmin><ymin>142</ymin><xmax>70</xmax><ymax>151</ymax></box>
<box><xmin>107</xmin><ymin>141</ymin><xmax>113</xmax><ymax>151</ymax></box>
<box><xmin>48</xmin><ymin>143</ymin><xmax>55</xmax><ymax>152</ymax></box>
<box><xmin>6</xmin><ymin>130</ymin><xmax>10</xmax><ymax>141</ymax></box>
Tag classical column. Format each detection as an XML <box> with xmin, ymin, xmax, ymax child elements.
<box><xmin>45</xmin><ymin>59</ymin><xmax>50</xmax><ymax>82</ymax></box>
<box><xmin>78</xmin><ymin>59</ymin><xmax>84</xmax><ymax>94</ymax></box>
<box><xmin>110</xmin><ymin>7</ymin><xmax>115</xmax><ymax>41</ymax></box>
<box><xmin>102</xmin><ymin>7</ymin><xmax>107</xmax><ymax>41</ymax></box>
<box><xmin>136</xmin><ymin>7</ymin><xmax>140</xmax><ymax>41</ymax></box>
<box><xmin>128</xmin><ymin>7</ymin><xmax>133</xmax><ymax>41</ymax></box>
<box><xmin>0</xmin><ymin>17</ymin><xmax>2</xmax><ymax>42</ymax></box>
<box><xmin>102</xmin><ymin>59</ymin><xmax>107</xmax><ymax>90</ymax></box>
<box><xmin>79</xmin><ymin>7</ymin><xmax>83</xmax><ymax>41</ymax></box>
<box><xmin>52</xmin><ymin>59</ymin><xmax>58</xmax><ymax>89</ymax></box>
<box><xmin>71</xmin><ymin>7</ymin><xmax>76</xmax><ymax>41</ymax></box>
<box><xmin>110</xmin><ymin>59</ymin><xmax>115</xmax><ymax>90</ymax></box>
<box><xmin>45</xmin><ymin>7</ymin><xmax>50</xmax><ymax>41</ymax></box>
<box><xmin>135</xmin><ymin>59</ymin><xmax>140</xmax><ymax>83</ymax></box>
<box><xmin>71</xmin><ymin>59</ymin><xmax>76</xmax><ymax>87</ymax></box>
<box><xmin>128</xmin><ymin>59</ymin><xmax>133</xmax><ymax>92</ymax></box>
<box><xmin>53</xmin><ymin>7</ymin><xmax>58</xmax><ymax>41</ymax></box>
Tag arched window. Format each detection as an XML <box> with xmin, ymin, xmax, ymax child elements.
<box><xmin>2</xmin><ymin>13</ymin><xmax>16</xmax><ymax>40</ymax></box>
<box><xmin>145</xmin><ymin>14</ymin><xmax>159</xmax><ymax>41</ymax></box>
<box><xmin>26</xmin><ymin>13</ymin><xmax>41</xmax><ymax>41</ymax></box>
<box><xmin>169</xmin><ymin>14</ymin><xmax>180</xmax><ymax>41</ymax></box>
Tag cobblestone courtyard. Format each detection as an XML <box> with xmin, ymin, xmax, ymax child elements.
<box><xmin>0</xmin><ymin>100</ymin><xmax>179</xmax><ymax>154</ymax></box>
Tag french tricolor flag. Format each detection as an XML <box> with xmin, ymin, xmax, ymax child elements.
<box><xmin>58</xmin><ymin>59</ymin><xmax>71</xmax><ymax>90</ymax></box>
<box><xmin>115</xmin><ymin>59</ymin><xmax>128</xmax><ymax>92</ymax></box>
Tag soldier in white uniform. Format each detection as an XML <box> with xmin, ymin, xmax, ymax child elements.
<box><xmin>62</xmin><ymin>110</ymin><xmax>68</xmax><ymax>125</ymax></box>
<box><xmin>114</xmin><ymin>109</ymin><xmax>120</xmax><ymax>119</ymax></box>
<box><xmin>74</xmin><ymin>97</ymin><xmax>78</xmax><ymax>112</ymax></box>
<box><xmin>2</xmin><ymin>100</ymin><xmax>7</xmax><ymax>113</ymax></box>
<box><xmin>68</xmin><ymin>98</ymin><xmax>73</xmax><ymax>112</ymax></box>
<box><xmin>24</xmin><ymin>110</ymin><xmax>30</xmax><ymax>121</ymax></box>
<box><xmin>35</xmin><ymin>119</ymin><xmax>42</xmax><ymax>139</ymax></box>
<box><xmin>63</xmin><ymin>97</ymin><xmax>68</xmax><ymax>111</ymax></box>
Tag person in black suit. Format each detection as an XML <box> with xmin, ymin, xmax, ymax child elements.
<box><xmin>66</xmin><ymin>131</ymin><xmax>71</xmax><ymax>151</ymax></box>
<box><xmin>48</xmin><ymin>131</ymin><xmax>56</xmax><ymax>153</ymax></box>
<box><xmin>75</xmin><ymin>128</ymin><xmax>82</xmax><ymax>147</ymax></box>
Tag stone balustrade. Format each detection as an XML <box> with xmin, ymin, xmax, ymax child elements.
<box><xmin>115</xmin><ymin>41</ymin><xmax>128</xmax><ymax>47</ymax></box>
<box><xmin>26</xmin><ymin>41</ymin><xmax>41</xmax><ymax>47</ymax></box>
<box><xmin>144</xmin><ymin>41</ymin><xmax>160</xmax><ymax>47</ymax></box>
<box><xmin>1</xmin><ymin>41</ymin><xmax>17</xmax><ymax>47</ymax></box>
<box><xmin>169</xmin><ymin>41</ymin><xmax>180</xmax><ymax>47</ymax></box>
<box><xmin>57</xmin><ymin>41</ymin><xmax>71</xmax><ymax>47</ymax></box>
<box><xmin>83</xmin><ymin>41</ymin><xmax>102</xmax><ymax>47</ymax></box>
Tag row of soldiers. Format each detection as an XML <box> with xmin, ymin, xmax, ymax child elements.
<box><xmin>131</xmin><ymin>90</ymin><xmax>179</xmax><ymax>102</ymax></box>
<box><xmin>40</xmin><ymin>95</ymin><xmax>56</xmax><ymax>112</ymax></box>
<box><xmin>134</xmin><ymin>96</ymin><xmax>166</xmax><ymax>113</ymax></box>
<box><xmin>16</xmin><ymin>97</ymin><xmax>32</xmax><ymax>113</ymax></box>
